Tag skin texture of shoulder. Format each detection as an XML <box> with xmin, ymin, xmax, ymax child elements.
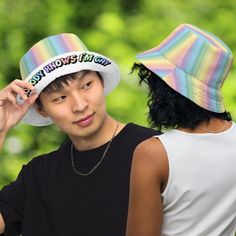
<box><xmin>126</xmin><ymin>136</ymin><xmax>169</xmax><ymax>236</ymax></box>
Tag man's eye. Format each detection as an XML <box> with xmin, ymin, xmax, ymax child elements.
<box><xmin>53</xmin><ymin>96</ymin><xmax>66</xmax><ymax>102</ymax></box>
<box><xmin>82</xmin><ymin>81</ymin><xmax>92</xmax><ymax>89</ymax></box>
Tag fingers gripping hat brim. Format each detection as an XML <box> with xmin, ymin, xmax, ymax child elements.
<box><xmin>18</xmin><ymin>33</ymin><xmax>120</xmax><ymax>126</ymax></box>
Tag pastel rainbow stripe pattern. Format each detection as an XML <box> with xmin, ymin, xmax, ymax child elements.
<box><xmin>20</xmin><ymin>33</ymin><xmax>88</xmax><ymax>80</ymax></box>
<box><xmin>137</xmin><ymin>24</ymin><xmax>233</xmax><ymax>112</ymax></box>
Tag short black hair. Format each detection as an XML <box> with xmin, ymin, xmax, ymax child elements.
<box><xmin>132</xmin><ymin>63</ymin><xmax>231</xmax><ymax>131</ymax></box>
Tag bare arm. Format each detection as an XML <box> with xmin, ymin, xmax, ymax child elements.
<box><xmin>0</xmin><ymin>80</ymin><xmax>37</xmax><ymax>233</ymax></box>
<box><xmin>126</xmin><ymin>137</ymin><xmax>168</xmax><ymax>236</ymax></box>
<box><xmin>0</xmin><ymin>212</ymin><xmax>5</xmax><ymax>234</ymax></box>
<box><xmin>0</xmin><ymin>79</ymin><xmax>38</xmax><ymax>149</ymax></box>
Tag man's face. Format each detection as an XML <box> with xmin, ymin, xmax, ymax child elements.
<box><xmin>37</xmin><ymin>71</ymin><xmax>107</xmax><ymax>140</ymax></box>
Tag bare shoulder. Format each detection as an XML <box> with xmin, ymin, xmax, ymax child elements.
<box><xmin>135</xmin><ymin>136</ymin><xmax>166</xmax><ymax>155</ymax></box>
<box><xmin>133</xmin><ymin>136</ymin><xmax>168</xmax><ymax>191</ymax></box>
<box><xmin>133</xmin><ymin>136</ymin><xmax>167</xmax><ymax>169</ymax></box>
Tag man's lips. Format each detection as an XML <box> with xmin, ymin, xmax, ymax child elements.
<box><xmin>73</xmin><ymin>113</ymin><xmax>94</xmax><ymax>126</ymax></box>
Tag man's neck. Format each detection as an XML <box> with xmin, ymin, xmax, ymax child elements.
<box><xmin>70</xmin><ymin>117</ymin><xmax>124</xmax><ymax>151</ymax></box>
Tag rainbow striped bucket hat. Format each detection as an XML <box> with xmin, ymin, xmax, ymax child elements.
<box><xmin>18</xmin><ymin>33</ymin><xmax>120</xmax><ymax>126</ymax></box>
<box><xmin>136</xmin><ymin>23</ymin><xmax>233</xmax><ymax>113</ymax></box>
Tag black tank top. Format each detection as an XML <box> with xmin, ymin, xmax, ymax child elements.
<box><xmin>0</xmin><ymin>123</ymin><xmax>160</xmax><ymax>236</ymax></box>
<box><xmin>67</xmin><ymin>123</ymin><xmax>159</xmax><ymax>236</ymax></box>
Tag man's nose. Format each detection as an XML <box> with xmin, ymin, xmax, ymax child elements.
<box><xmin>71</xmin><ymin>93</ymin><xmax>88</xmax><ymax>113</ymax></box>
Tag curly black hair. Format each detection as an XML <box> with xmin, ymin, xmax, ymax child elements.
<box><xmin>132</xmin><ymin>63</ymin><xmax>232</xmax><ymax>131</ymax></box>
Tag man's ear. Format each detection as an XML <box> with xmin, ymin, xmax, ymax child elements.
<box><xmin>34</xmin><ymin>103</ymin><xmax>49</xmax><ymax>118</ymax></box>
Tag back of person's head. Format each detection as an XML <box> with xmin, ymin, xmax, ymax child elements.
<box><xmin>134</xmin><ymin>23</ymin><xmax>233</xmax><ymax>131</ymax></box>
<box><xmin>132</xmin><ymin>63</ymin><xmax>231</xmax><ymax>131</ymax></box>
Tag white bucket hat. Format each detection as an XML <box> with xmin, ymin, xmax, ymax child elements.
<box><xmin>18</xmin><ymin>33</ymin><xmax>120</xmax><ymax>126</ymax></box>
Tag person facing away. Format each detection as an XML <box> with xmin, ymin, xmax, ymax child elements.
<box><xmin>0</xmin><ymin>33</ymin><xmax>160</xmax><ymax>236</ymax></box>
<box><xmin>126</xmin><ymin>24</ymin><xmax>236</xmax><ymax>236</ymax></box>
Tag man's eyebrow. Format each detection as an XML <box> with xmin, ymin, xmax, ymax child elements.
<box><xmin>44</xmin><ymin>87</ymin><xmax>64</xmax><ymax>95</ymax></box>
<box><xmin>44</xmin><ymin>82</ymin><xmax>73</xmax><ymax>95</ymax></box>
<box><xmin>77</xmin><ymin>70</ymin><xmax>91</xmax><ymax>80</ymax></box>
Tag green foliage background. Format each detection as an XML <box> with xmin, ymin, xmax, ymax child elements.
<box><xmin>0</xmin><ymin>0</ymin><xmax>236</xmax><ymax>187</ymax></box>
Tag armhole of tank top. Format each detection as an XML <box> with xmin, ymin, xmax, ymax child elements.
<box><xmin>153</xmin><ymin>134</ymin><xmax>173</xmax><ymax>201</ymax></box>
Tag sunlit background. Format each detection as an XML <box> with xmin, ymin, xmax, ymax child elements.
<box><xmin>0</xmin><ymin>0</ymin><xmax>236</xmax><ymax>186</ymax></box>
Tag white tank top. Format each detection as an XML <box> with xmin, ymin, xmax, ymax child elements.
<box><xmin>158</xmin><ymin>122</ymin><xmax>236</xmax><ymax>236</ymax></box>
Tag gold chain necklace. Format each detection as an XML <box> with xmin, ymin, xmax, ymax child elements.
<box><xmin>198</xmin><ymin>121</ymin><xmax>230</xmax><ymax>133</ymax></box>
<box><xmin>71</xmin><ymin>122</ymin><xmax>119</xmax><ymax>176</ymax></box>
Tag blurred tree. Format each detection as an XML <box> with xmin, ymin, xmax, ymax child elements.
<box><xmin>0</xmin><ymin>0</ymin><xmax>236</xmax><ymax>186</ymax></box>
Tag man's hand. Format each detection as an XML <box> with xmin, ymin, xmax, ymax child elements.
<box><xmin>0</xmin><ymin>80</ymin><xmax>38</xmax><ymax>148</ymax></box>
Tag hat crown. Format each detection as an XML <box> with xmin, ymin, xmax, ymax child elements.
<box><xmin>136</xmin><ymin>24</ymin><xmax>233</xmax><ymax>112</ymax></box>
<box><xmin>138</xmin><ymin>24</ymin><xmax>233</xmax><ymax>89</ymax></box>
<box><xmin>20</xmin><ymin>33</ymin><xmax>88</xmax><ymax>80</ymax></box>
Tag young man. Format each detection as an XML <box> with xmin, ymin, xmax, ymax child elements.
<box><xmin>126</xmin><ymin>24</ymin><xmax>236</xmax><ymax>236</ymax></box>
<box><xmin>0</xmin><ymin>33</ymin><xmax>159</xmax><ymax>235</ymax></box>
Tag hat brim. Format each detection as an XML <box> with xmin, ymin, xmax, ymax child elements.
<box><xmin>19</xmin><ymin>51</ymin><xmax>120</xmax><ymax>126</ymax></box>
<box><xmin>137</xmin><ymin>51</ymin><xmax>225</xmax><ymax>113</ymax></box>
